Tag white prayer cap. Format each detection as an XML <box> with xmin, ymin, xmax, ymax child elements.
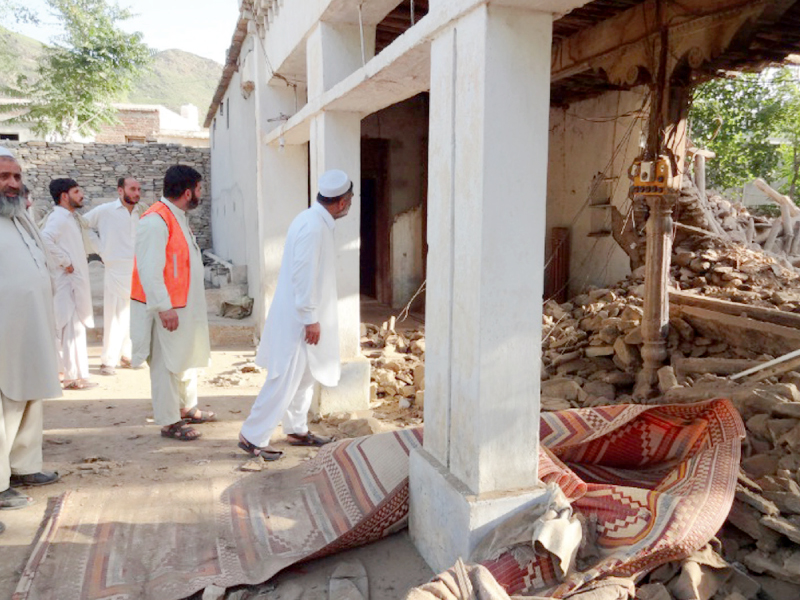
<box><xmin>0</xmin><ymin>147</ymin><xmax>15</xmax><ymax>159</ymax></box>
<box><xmin>318</xmin><ymin>169</ymin><xmax>351</xmax><ymax>198</ymax></box>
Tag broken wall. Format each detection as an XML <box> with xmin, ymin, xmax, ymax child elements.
<box><xmin>546</xmin><ymin>88</ymin><xmax>647</xmax><ymax>297</ymax></box>
<box><xmin>362</xmin><ymin>94</ymin><xmax>428</xmax><ymax>308</ymax></box>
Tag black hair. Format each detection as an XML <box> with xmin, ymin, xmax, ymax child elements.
<box><xmin>49</xmin><ymin>178</ymin><xmax>79</xmax><ymax>204</ymax></box>
<box><xmin>317</xmin><ymin>182</ymin><xmax>354</xmax><ymax>205</ymax></box>
<box><xmin>117</xmin><ymin>177</ymin><xmax>130</xmax><ymax>189</ymax></box>
<box><xmin>163</xmin><ymin>165</ymin><xmax>202</xmax><ymax>200</ymax></box>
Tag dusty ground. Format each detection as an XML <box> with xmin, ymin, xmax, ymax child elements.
<box><xmin>0</xmin><ymin>342</ymin><xmax>432</xmax><ymax>600</ymax></box>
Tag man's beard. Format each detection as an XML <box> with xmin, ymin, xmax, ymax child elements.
<box><xmin>69</xmin><ymin>198</ymin><xmax>83</xmax><ymax>209</ymax></box>
<box><xmin>122</xmin><ymin>193</ymin><xmax>138</xmax><ymax>205</ymax></box>
<box><xmin>187</xmin><ymin>190</ymin><xmax>200</xmax><ymax>210</ymax></box>
<box><xmin>0</xmin><ymin>193</ymin><xmax>25</xmax><ymax>219</ymax></box>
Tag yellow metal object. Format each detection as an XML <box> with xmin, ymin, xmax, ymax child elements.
<box><xmin>628</xmin><ymin>157</ymin><xmax>673</xmax><ymax>197</ymax></box>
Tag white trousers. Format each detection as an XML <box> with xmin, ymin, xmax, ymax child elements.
<box><xmin>147</xmin><ymin>325</ymin><xmax>198</xmax><ymax>426</ymax></box>
<box><xmin>0</xmin><ymin>391</ymin><xmax>43</xmax><ymax>490</ymax></box>
<box><xmin>241</xmin><ymin>344</ymin><xmax>316</xmax><ymax>447</ymax></box>
<box><xmin>101</xmin><ymin>284</ymin><xmax>132</xmax><ymax>367</ymax></box>
<box><xmin>58</xmin><ymin>313</ymin><xmax>89</xmax><ymax>382</ymax></box>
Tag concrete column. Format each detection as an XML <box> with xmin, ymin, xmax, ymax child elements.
<box><xmin>410</xmin><ymin>3</ymin><xmax>553</xmax><ymax>573</ymax></box>
<box><xmin>253</xmin><ymin>37</ymin><xmax>309</xmax><ymax>332</ymax></box>
<box><xmin>306</xmin><ymin>21</ymin><xmax>376</xmax><ymax>101</ymax></box>
<box><xmin>306</xmin><ymin>22</ymin><xmax>370</xmax><ymax>415</ymax></box>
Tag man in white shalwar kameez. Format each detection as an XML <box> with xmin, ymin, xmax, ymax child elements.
<box><xmin>239</xmin><ymin>170</ymin><xmax>353</xmax><ymax>460</ymax></box>
<box><xmin>41</xmin><ymin>179</ymin><xmax>96</xmax><ymax>390</ymax></box>
<box><xmin>131</xmin><ymin>165</ymin><xmax>212</xmax><ymax>441</ymax></box>
<box><xmin>0</xmin><ymin>148</ymin><xmax>61</xmax><ymax>528</ymax></box>
<box><xmin>84</xmin><ymin>177</ymin><xmax>144</xmax><ymax>375</ymax></box>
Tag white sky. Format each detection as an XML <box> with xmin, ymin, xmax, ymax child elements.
<box><xmin>9</xmin><ymin>0</ymin><xmax>240</xmax><ymax>64</ymax></box>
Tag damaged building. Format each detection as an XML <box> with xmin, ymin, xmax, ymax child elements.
<box><xmin>203</xmin><ymin>0</ymin><xmax>800</xmax><ymax>594</ymax></box>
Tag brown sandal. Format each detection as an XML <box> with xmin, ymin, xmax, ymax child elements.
<box><xmin>237</xmin><ymin>435</ymin><xmax>283</xmax><ymax>461</ymax></box>
<box><xmin>161</xmin><ymin>421</ymin><xmax>201</xmax><ymax>441</ymax></box>
<box><xmin>287</xmin><ymin>432</ymin><xmax>332</xmax><ymax>447</ymax></box>
<box><xmin>181</xmin><ymin>407</ymin><xmax>216</xmax><ymax>424</ymax></box>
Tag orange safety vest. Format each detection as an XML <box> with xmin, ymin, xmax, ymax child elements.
<box><xmin>130</xmin><ymin>201</ymin><xmax>191</xmax><ymax>309</ymax></box>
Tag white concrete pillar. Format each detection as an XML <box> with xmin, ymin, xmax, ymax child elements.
<box><xmin>306</xmin><ymin>21</ymin><xmax>370</xmax><ymax>415</ymax></box>
<box><xmin>252</xmin><ymin>39</ymin><xmax>309</xmax><ymax>332</ymax></box>
<box><xmin>306</xmin><ymin>21</ymin><xmax>376</xmax><ymax>101</ymax></box>
<box><xmin>410</xmin><ymin>3</ymin><xmax>553</xmax><ymax>573</ymax></box>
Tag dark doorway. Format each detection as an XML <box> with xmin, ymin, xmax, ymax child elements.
<box><xmin>361</xmin><ymin>138</ymin><xmax>391</xmax><ymax>303</ymax></box>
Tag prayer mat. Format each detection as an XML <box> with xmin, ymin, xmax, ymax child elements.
<box><xmin>13</xmin><ymin>399</ymin><xmax>742</xmax><ymax>600</ymax></box>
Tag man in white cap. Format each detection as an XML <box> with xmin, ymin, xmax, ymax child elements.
<box><xmin>84</xmin><ymin>177</ymin><xmax>144</xmax><ymax>376</ymax></box>
<box><xmin>0</xmin><ymin>147</ymin><xmax>62</xmax><ymax>526</ymax></box>
<box><xmin>238</xmin><ymin>169</ymin><xmax>353</xmax><ymax>459</ymax></box>
<box><xmin>41</xmin><ymin>178</ymin><xmax>96</xmax><ymax>390</ymax></box>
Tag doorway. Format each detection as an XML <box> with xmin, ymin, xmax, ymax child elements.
<box><xmin>361</xmin><ymin>138</ymin><xmax>391</xmax><ymax>303</ymax></box>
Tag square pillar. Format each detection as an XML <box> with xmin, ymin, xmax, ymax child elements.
<box><xmin>309</xmin><ymin>110</ymin><xmax>370</xmax><ymax>415</ymax></box>
<box><xmin>306</xmin><ymin>21</ymin><xmax>376</xmax><ymax>101</ymax></box>
<box><xmin>410</xmin><ymin>3</ymin><xmax>553</xmax><ymax>573</ymax></box>
<box><xmin>253</xmin><ymin>41</ymin><xmax>309</xmax><ymax>332</ymax></box>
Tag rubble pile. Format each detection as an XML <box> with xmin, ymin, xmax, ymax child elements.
<box><xmin>361</xmin><ymin>321</ymin><xmax>426</xmax><ymax>408</ymax></box>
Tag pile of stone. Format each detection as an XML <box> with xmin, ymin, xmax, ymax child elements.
<box><xmin>362</xmin><ymin>320</ymin><xmax>426</xmax><ymax>409</ymax></box>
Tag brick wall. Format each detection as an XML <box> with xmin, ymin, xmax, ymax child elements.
<box><xmin>6</xmin><ymin>141</ymin><xmax>212</xmax><ymax>249</ymax></box>
<box><xmin>94</xmin><ymin>109</ymin><xmax>160</xmax><ymax>144</ymax></box>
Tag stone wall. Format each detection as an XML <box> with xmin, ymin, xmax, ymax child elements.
<box><xmin>5</xmin><ymin>141</ymin><xmax>212</xmax><ymax>249</ymax></box>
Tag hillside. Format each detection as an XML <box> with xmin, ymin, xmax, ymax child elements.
<box><xmin>0</xmin><ymin>28</ymin><xmax>222</xmax><ymax>117</ymax></box>
<box><xmin>124</xmin><ymin>49</ymin><xmax>222</xmax><ymax>115</ymax></box>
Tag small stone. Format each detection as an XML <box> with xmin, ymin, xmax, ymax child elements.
<box><xmin>741</xmin><ymin>455</ymin><xmax>780</xmax><ymax>479</ymax></box>
<box><xmin>585</xmin><ymin>345</ymin><xmax>614</xmax><ymax>357</ymax></box>
<box><xmin>541</xmin><ymin>378</ymin><xmax>585</xmax><ymax>401</ymax></box>
<box><xmin>583</xmin><ymin>380</ymin><xmax>615</xmax><ymax>400</ymax></box>
<box><xmin>657</xmin><ymin>366</ymin><xmax>679</xmax><ymax>394</ymax></box>
<box><xmin>761</xmin><ymin>515</ymin><xmax>800</xmax><ymax>544</ymax></box>
<box><xmin>624</xmin><ymin>326</ymin><xmax>643</xmax><ymax>345</ymax></box>
<box><xmin>339</xmin><ymin>418</ymin><xmax>383</xmax><ymax>438</ymax></box>
<box><xmin>399</xmin><ymin>398</ymin><xmax>411</xmax><ymax>409</ymax></box>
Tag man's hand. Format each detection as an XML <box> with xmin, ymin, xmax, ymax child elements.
<box><xmin>159</xmin><ymin>309</ymin><xmax>179</xmax><ymax>332</ymax></box>
<box><xmin>64</xmin><ymin>264</ymin><xmax>74</xmax><ymax>274</ymax></box>
<box><xmin>305</xmin><ymin>322</ymin><xmax>321</xmax><ymax>345</ymax></box>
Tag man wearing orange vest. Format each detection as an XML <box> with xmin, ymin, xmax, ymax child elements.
<box><xmin>130</xmin><ymin>165</ymin><xmax>213</xmax><ymax>441</ymax></box>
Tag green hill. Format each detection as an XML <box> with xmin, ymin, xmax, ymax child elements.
<box><xmin>124</xmin><ymin>49</ymin><xmax>222</xmax><ymax>115</ymax></box>
<box><xmin>0</xmin><ymin>28</ymin><xmax>222</xmax><ymax>116</ymax></box>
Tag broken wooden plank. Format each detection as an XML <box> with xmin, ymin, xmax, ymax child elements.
<box><xmin>673</xmin><ymin>305</ymin><xmax>800</xmax><ymax>356</ymax></box>
<box><xmin>741</xmin><ymin>356</ymin><xmax>800</xmax><ymax>384</ymax></box>
<box><xmin>670</xmin><ymin>290</ymin><xmax>800</xmax><ymax>330</ymax></box>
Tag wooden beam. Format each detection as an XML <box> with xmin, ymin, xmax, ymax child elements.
<box><xmin>551</xmin><ymin>0</ymin><xmax>771</xmax><ymax>85</ymax></box>
<box><xmin>669</xmin><ymin>290</ymin><xmax>800</xmax><ymax>330</ymax></box>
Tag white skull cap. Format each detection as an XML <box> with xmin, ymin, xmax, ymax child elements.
<box><xmin>318</xmin><ymin>169</ymin><xmax>351</xmax><ymax>198</ymax></box>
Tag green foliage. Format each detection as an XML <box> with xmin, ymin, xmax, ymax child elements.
<box><xmin>690</xmin><ymin>67</ymin><xmax>800</xmax><ymax>200</ymax></box>
<box><xmin>2</xmin><ymin>0</ymin><xmax>151</xmax><ymax>140</ymax></box>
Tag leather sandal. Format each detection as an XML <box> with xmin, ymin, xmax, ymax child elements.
<box><xmin>0</xmin><ymin>488</ymin><xmax>34</xmax><ymax>510</ymax></box>
<box><xmin>10</xmin><ymin>471</ymin><xmax>60</xmax><ymax>487</ymax></box>
<box><xmin>181</xmin><ymin>407</ymin><xmax>217</xmax><ymax>424</ymax></box>
<box><xmin>287</xmin><ymin>432</ymin><xmax>333</xmax><ymax>447</ymax></box>
<box><xmin>238</xmin><ymin>435</ymin><xmax>283</xmax><ymax>461</ymax></box>
<box><xmin>161</xmin><ymin>421</ymin><xmax>201</xmax><ymax>441</ymax></box>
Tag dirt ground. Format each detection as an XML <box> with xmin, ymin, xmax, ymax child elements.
<box><xmin>0</xmin><ymin>342</ymin><xmax>432</xmax><ymax>600</ymax></box>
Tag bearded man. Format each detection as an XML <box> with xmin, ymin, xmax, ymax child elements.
<box><xmin>0</xmin><ymin>147</ymin><xmax>62</xmax><ymax>528</ymax></box>
<box><xmin>41</xmin><ymin>178</ymin><xmax>96</xmax><ymax>390</ymax></box>
<box><xmin>131</xmin><ymin>165</ymin><xmax>213</xmax><ymax>441</ymax></box>
<box><xmin>84</xmin><ymin>177</ymin><xmax>144</xmax><ymax>375</ymax></box>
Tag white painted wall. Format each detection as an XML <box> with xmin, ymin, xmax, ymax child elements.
<box><xmin>209</xmin><ymin>46</ymin><xmax>259</xmax><ymax>283</ymax></box>
<box><xmin>546</xmin><ymin>88</ymin><xmax>647</xmax><ymax>295</ymax></box>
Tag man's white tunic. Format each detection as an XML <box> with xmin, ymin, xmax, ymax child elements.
<box><xmin>130</xmin><ymin>198</ymin><xmax>209</xmax><ymax>373</ymax></box>
<box><xmin>0</xmin><ymin>212</ymin><xmax>62</xmax><ymax>401</ymax></box>
<box><xmin>255</xmin><ymin>202</ymin><xmax>341</xmax><ymax>387</ymax></box>
<box><xmin>84</xmin><ymin>199</ymin><xmax>142</xmax><ymax>365</ymax></box>
<box><xmin>40</xmin><ymin>206</ymin><xmax>94</xmax><ymax>331</ymax></box>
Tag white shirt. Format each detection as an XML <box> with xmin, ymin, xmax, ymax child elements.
<box><xmin>0</xmin><ymin>212</ymin><xmax>62</xmax><ymax>401</ymax></box>
<box><xmin>130</xmin><ymin>198</ymin><xmax>210</xmax><ymax>373</ymax></box>
<box><xmin>256</xmin><ymin>202</ymin><xmax>341</xmax><ymax>387</ymax></box>
<box><xmin>40</xmin><ymin>206</ymin><xmax>94</xmax><ymax>329</ymax></box>
<box><xmin>84</xmin><ymin>199</ymin><xmax>143</xmax><ymax>263</ymax></box>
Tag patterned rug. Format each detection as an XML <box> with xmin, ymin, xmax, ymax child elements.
<box><xmin>13</xmin><ymin>400</ymin><xmax>743</xmax><ymax>600</ymax></box>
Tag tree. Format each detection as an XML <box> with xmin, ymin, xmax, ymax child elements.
<box><xmin>3</xmin><ymin>0</ymin><xmax>151</xmax><ymax>140</ymax></box>
<box><xmin>773</xmin><ymin>67</ymin><xmax>800</xmax><ymax>198</ymax></box>
<box><xmin>689</xmin><ymin>71</ymin><xmax>785</xmax><ymax>194</ymax></box>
